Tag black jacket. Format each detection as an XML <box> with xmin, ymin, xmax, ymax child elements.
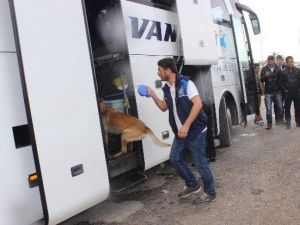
<box><xmin>260</xmin><ymin>65</ymin><xmax>281</xmax><ymax>94</ymax></box>
<box><xmin>279</xmin><ymin>67</ymin><xmax>300</xmax><ymax>93</ymax></box>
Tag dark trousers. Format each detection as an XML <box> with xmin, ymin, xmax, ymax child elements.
<box><xmin>169</xmin><ymin>132</ymin><xmax>216</xmax><ymax>196</ymax></box>
<box><xmin>284</xmin><ymin>92</ymin><xmax>300</xmax><ymax>125</ymax></box>
<box><xmin>203</xmin><ymin>104</ymin><xmax>216</xmax><ymax>162</ymax></box>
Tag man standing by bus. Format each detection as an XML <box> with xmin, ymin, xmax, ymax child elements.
<box><xmin>260</xmin><ymin>55</ymin><xmax>283</xmax><ymax>129</ymax></box>
<box><xmin>275</xmin><ymin>55</ymin><xmax>286</xmax><ymax>123</ymax></box>
<box><xmin>147</xmin><ymin>58</ymin><xmax>216</xmax><ymax>204</ymax></box>
<box><xmin>279</xmin><ymin>56</ymin><xmax>300</xmax><ymax>129</ymax></box>
<box><xmin>253</xmin><ymin>63</ymin><xmax>264</xmax><ymax>126</ymax></box>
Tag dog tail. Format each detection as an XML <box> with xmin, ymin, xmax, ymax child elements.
<box><xmin>145</xmin><ymin>127</ymin><xmax>170</xmax><ymax>147</ymax></box>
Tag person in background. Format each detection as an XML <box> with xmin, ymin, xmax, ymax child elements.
<box><xmin>276</xmin><ymin>55</ymin><xmax>286</xmax><ymax>71</ymax></box>
<box><xmin>274</xmin><ymin>55</ymin><xmax>286</xmax><ymax>123</ymax></box>
<box><xmin>148</xmin><ymin>58</ymin><xmax>216</xmax><ymax>204</ymax></box>
<box><xmin>202</xmin><ymin>103</ymin><xmax>216</xmax><ymax>162</ymax></box>
<box><xmin>253</xmin><ymin>63</ymin><xmax>264</xmax><ymax>126</ymax></box>
<box><xmin>279</xmin><ymin>56</ymin><xmax>300</xmax><ymax>129</ymax></box>
<box><xmin>260</xmin><ymin>55</ymin><xmax>283</xmax><ymax>129</ymax></box>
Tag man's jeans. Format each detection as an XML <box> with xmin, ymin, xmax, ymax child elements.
<box><xmin>169</xmin><ymin>131</ymin><xmax>216</xmax><ymax>196</ymax></box>
<box><xmin>265</xmin><ymin>93</ymin><xmax>283</xmax><ymax>124</ymax></box>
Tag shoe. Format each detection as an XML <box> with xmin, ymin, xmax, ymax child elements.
<box><xmin>193</xmin><ymin>192</ymin><xmax>216</xmax><ymax>204</ymax></box>
<box><xmin>178</xmin><ymin>185</ymin><xmax>201</xmax><ymax>198</ymax></box>
<box><xmin>296</xmin><ymin>123</ymin><xmax>300</xmax><ymax>128</ymax></box>
<box><xmin>207</xmin><ymin>157</ymin><xmax>216</xmax><ymax>163</ymax></box>
<box><xmin>258</xmin><ymin>120</ymin><xmax>264</xmax><ymax>126</ymax></box>
<box><xmin>266</xmin><ymin>123</ymin><xmax>272</xmax><ymax>129</ymax></box>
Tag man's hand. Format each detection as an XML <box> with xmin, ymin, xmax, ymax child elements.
<box><xmin>265</xmin><ymin>71</ymin><xmax>272</xmax><ymax>77</ymax></box>
<box><xmin>178</xmin><ymin>95</ymin><xmax>202</xmax><ymax>138</ymax></box>
<box><xmin>178</xmin><ymin>124</ymin><xmax>189</xmax><ymax>139</ymax></box>
<box><xmin>148</xmin><ymin>86</ymin><xmax>168</xmax><ymax>112</ymax></box>
<box><xmin>147</xmin><ymin>86</ymin><xmax>156</xmax><ymax>98</ymax></box>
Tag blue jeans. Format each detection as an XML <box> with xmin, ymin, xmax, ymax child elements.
<box><xmin>265</xmin><ymin>93</ymin><xmax>283</xmax><ymax>124</ymax></box>
<box><xmin>169</xmin><ymin>131</ymin><xmax>216</xmax><ymax>196</ymax></box>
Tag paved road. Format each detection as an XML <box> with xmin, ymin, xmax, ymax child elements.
<box><xmin>61</xmin><ymin>114</ymin><xmax>300</xmax><ymax>225</ymax></box>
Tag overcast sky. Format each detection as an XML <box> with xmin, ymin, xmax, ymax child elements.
<box><xmin>240</xmin><ymin>0</ymin><xmax>300</xmax><ymax>62</ymax></box>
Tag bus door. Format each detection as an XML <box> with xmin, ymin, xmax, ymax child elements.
<box><xmin>9</xmin><ymin>1</ymin><xmax>109</xmax><ymax>224</ymax></box>
<box><xmin>231</xmin><ymin>3</ymin><xmax>261</xmax><ymax>115</ymax></box>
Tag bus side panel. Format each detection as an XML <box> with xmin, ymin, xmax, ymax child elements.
<box><xmin>129</xmin><ymin>55</ymin><xmax>172</xmax><ymax>170</ymax></box>
<box><xmin>0</xmin><ymin>53</ymin><xmax>43</xmax><ymax>225</ymax></box>
<box><xmin>120</xmin><ymin>0</ymin><xmax>179</xmax><ymax>57</ymax></box>
<box><xmin>10</xmin><ymin>1</ymin><xmax>109</xmax><ymax>224</ymax></box>
<box><xmin>0</xmin><ymin>0</ymin><xmax>15</xmax><ymax>52</ymax></box>
<box><xmin>211</xmin><ymin>24</ymin><xmax>244</xmax><ymax>132</ymax></box>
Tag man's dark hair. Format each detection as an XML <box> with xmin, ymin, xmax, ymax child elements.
<box><xmin>157</xmin><ymin>58</ymin><xmax>178</xmax><ymax>74</ymax></box>
<box><xmin>267</xmin><ymin>55</ymin><xmax>275</xmax><ymax>61</ymax></box>
<box><xmin>253</xmin><ymin>63</ymin><xmax>260</xmax><ymax>68</ymax></box>
<box><xmin>286</xmin><ymin>56</ymin><xmax>293</xmax><ymax>62</ymax></box>
<box><xmin>275</xmin><ymin>55</ymin><xmax>283</xmax><ymax>60</ymax></box>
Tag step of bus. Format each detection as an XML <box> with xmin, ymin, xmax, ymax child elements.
<box><xmin>110</xmin><ymin>170</ymin><xmax>147</xmax><ymax>193</ymax></box>
<box><xmin>108</xmin><ymin>151</ymin><xmax>140</xmax><ymax>178</ymax></box>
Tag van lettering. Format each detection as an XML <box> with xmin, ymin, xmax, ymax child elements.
<box><xmin>146</xmin><ymin>21</ymin><xmax>162</xmax><ymax>40</ymax></box>
<box><xmin>129</xmin><ymin>17</ymin><xmax>176</xmax><ymax>42</ymax></box>
<box><xmin>130</xmin><ymin>17</ymin><xmax>149</xmax><ymax>39</ymax></box>
<box><xmin>164</xmin><ymin>23</ymin><xmax>176</xmax><ymax>42</ymax></box>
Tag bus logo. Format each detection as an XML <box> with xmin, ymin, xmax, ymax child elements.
<box><xmin>219</xmin><ymin>30</ymin><xmax>227</xmax><ymax>51</ymax></box>
<box><xmin>129</xmin><ymin>17</ymin><xmax>177</xmax><ymax>42</ymax></box>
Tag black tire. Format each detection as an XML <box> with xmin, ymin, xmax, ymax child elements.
<box><xmin>219</xmin><ymin>99</ymin><xmax>232</xmax><ymax>147</ymax></box>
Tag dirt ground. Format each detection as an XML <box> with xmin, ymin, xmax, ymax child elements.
<box><xmin>62</xmin><ymin>111</ymin><xmax>300</xmax><ymax>225</ymax></box>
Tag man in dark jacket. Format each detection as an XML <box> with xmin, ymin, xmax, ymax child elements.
<box><xmin>279</xmin><ymin>56</ymin><xmax>300</xmax><ymax>128</ymax></box>
<box><xmin>274</xmin><ymin>55</ymin><xmax>286</xmax><ymax>123</ymax></box>
<box><xmin>260</xmin><ymin>55</ymin><xmax>283</xmax><ymax>129</ymax></box>
<box><xmin>253</xmin><ymin>63</ymin><xmax>264</xmax><ymax>125</ymax></box>
<box><xmin>148</xmin><ymin>58</ymin><xmax>216</xmax><ymax>204</ymax></box>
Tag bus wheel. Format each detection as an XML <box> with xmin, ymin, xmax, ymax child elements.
<box><xmin>219</xmin><ymin>99</ymin><xmax>232</xmax><ymax>147</ymax></box>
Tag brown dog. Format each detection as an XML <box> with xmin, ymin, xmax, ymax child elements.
<box><xmin>100</xmin><ymin>102</ymin><xmax>170</xmax><ymax>158</ymax></box>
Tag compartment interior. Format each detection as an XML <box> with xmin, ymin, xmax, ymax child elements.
<box><xmin>84</xmin><ymin>0</ymin><xmax>144</xmax><ymax>178</ymax></box>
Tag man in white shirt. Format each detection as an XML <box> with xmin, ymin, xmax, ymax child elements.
<box><xmin>148</xmin><ymin>58</ymin><xmax>216</xmax><ymax>204</ymax></box>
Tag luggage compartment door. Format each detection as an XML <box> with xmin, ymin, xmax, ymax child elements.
<box><xmin>129</xmin><ymin>55</ymin><xmax>173</xmax><ymax>170</ymax></box>
<box><xmin>10</xmin><ymin>1</ymin><xmax>109</xmax><ymax>224</ymax></box>
<box><xmin>176</xmin><ymin>0</ymin><xmax>218</xmax><ymax>65</ymax></box>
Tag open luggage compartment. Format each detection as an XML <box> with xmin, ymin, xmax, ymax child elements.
<box><xmin>84</xmin><ymin>0</ymin><xmax>146</xmax><ymax>189</ymax></box>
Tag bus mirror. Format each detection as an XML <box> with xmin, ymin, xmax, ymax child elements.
<box><xmin>249</xmin><ymin>13</ymin><xmax>260</xmax><ymax>35</ymax></box>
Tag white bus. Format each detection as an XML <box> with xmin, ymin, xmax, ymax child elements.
<box><xmin>0</xmin><ymin>0</ymin><xmax>260</xmax><ymax>224</ymax></box>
